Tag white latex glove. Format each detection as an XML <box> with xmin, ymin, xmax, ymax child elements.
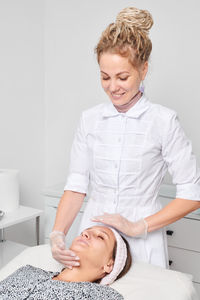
<box><xmin>50</xmin><ymin>231</ymin><xmax>80</xmax><ymax>269</ymax></box>
<box><xmin>92</xmin><ymin>213</ymin><xmax>148</xmax><ymax>239</ymax></box>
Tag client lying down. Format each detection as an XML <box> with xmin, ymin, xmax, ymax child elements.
<box><xmin>0</xmin><ymin>226</ymin><xmax>132</xmax><ymax>299</ymax></box>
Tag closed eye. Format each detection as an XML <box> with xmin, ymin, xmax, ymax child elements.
<box><xmin>98</xmin><ymin>235</ymin><xmax>104</xmax><ymax>240</ymax></box>
<box><xmin>119</xmin><ymin>77</ymin><xmax>128</xmax><ymax>81</ymax></box>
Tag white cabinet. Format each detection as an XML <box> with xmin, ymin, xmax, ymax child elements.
<box><xmin>158</xmin><ymin>189</ymin><xmax>200</xmax><ymax>297</ymax></box>
<box><xmin>164</xmin><ymin>217</ymin><xmax>200</xmax><ymax>252</ymax></box>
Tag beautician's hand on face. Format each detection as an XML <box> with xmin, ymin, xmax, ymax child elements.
<box><xmin>50</xmin><ymin>231</ymin><xmax>80</xmax><ymax>269</ymax></box>
<box><xmin>92</xmin><ymin>213</ymin><xmax>148</xmax><ymax>238</ymax></box>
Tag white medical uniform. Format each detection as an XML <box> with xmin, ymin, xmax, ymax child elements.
<box><xmin>64</xmin><ymin>95</ymin><xmax>200</xmax><ymax>268</ymax></box>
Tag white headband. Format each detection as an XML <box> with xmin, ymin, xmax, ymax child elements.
<box><xmin>100</xmin><ymin>227</ymin><xmax>127</xmax><ymax>285</ymax></box>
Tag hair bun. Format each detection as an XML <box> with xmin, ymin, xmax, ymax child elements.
<box><xmin>116</xmin><ymin>7</ymin><xmax>153</xmax><ymax>35</ymax></box>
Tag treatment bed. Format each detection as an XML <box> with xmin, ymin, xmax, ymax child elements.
<box><xmin>0</xmin><ymin>244</ymin><xmax>198</xmax><ymax>300</ymax></box>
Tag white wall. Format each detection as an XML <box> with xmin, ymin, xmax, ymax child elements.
<box><xmin>0</xmin><ymin>0</ymin><xmax>45</xmax><ymax>245</ymax></box>
<box><xmin>44</xmin><ymin>0</ymin><xmax>200</xmax><ymax>188</ymax></box>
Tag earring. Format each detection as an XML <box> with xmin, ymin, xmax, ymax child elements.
<box><xmin>139</xmin><ymin>81</ymin><xmax>145</xmax><ymax>93</ymax></box>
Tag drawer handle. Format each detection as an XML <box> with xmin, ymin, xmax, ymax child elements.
<box><xmin>166</xmin><ymin>230</ymin><xmax>174</xmax><ymax>236</ymax></box>
<box><xmin>169</xmin><ymin>260</ymin><xmax>173</xmax><ymax>266</ymax></box>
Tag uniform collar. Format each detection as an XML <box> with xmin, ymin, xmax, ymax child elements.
<box><xmin>102</xmin><ymin>95</ymin><xmax>151</xmax><ymax>118</ymax></box>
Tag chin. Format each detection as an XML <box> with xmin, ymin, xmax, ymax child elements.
<box><xmin>70</xmin><ymin>243</ymin><xmax>87</xmax><ymax>254</ymax></box>
<box><xmin>109</xmin><ymin>96</ymin><xmax>129</xmax><ymax>105</ymax></box>
<box><xmin>70</xmin><ymin>244</ymin><xmax>81</xmax><ymax>251</ymax></box>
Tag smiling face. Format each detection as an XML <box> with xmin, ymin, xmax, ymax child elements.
<box><xmin>70</xmin><ymin>226</ymin><xmax>116</xmax><ymax>278</ymax></box>
<box><xmin>99</xmin><ymin>52</ymin><xmax>148</xmax><ymax>106</ymax></box>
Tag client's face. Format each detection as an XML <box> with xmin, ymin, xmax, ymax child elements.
<box><xmin>70</xmin><ymin>226</ymin><xmax>116</xmax><ymax>277</ymax></box>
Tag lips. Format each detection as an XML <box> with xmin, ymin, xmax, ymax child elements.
<box><xmin>111</xmin><ymin>92</ymin><xmax>125</xmax><ymax>100</ymax></box>
<box><xmin>76</xmin><ymin>238</ymin><xmax>89</xmax><ymax>246</ymax></box>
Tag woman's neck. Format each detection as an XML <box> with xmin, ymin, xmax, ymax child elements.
<box><xmin>52</xmin><ymin>265</ymin><xmax>102</xmax><ymax>283</ymax></box>
<box><xmin>114</xmin><ymin>90</ymin><xmax>142</xmax><ymax>113</ymax></box>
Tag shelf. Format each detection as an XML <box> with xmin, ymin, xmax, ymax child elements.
<box><xmin>0</xmin><ymin>205</ymin><xmax>43</xmax><ymax>229</ymax></box>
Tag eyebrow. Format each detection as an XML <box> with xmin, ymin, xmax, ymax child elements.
<box><xmin>100</xmin><ymin>71</ymin><xmax>130</xmax><ymax>76</ymax></box>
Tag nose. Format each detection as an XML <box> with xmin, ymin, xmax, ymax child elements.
<box><xmin>82</xmin><ymin>230</ymin><xmax>90</xmax><ymax>239</ymax></box>
<box><xmin>109</xmin><ymin>79</ymin><xmax>120</xmax><ymax>93</ymax></box>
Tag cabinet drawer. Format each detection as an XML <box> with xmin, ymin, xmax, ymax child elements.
<box><xmin>168</xmin><ymin>247</ymin><xmax>200</xmax><ymax>283</ymax></box>
<box><xmin>166</xmin><ymin>218</ymin><xmax>200</xmax><ymax>252</ymax></box>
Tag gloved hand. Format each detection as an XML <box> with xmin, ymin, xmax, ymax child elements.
<box><xmin>50</xmin><ymin>231</ymin><xmax>80</xmax><ymax>269</ymax></box>
<box><xmin>92</xmin><ymin>213</ymin><xmax>148</xmax><ymax>239</ymax></box>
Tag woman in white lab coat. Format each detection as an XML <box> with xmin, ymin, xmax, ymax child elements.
<box><xmin>50</xmin><ymin>7</ymin><xmax>200</xmax><ymax>269</ymax></box>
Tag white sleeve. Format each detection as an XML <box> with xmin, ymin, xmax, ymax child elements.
<box><xmin>64</xmin><ymin>113</ymin><xmax>90</xmax><ymax>194</ymax></box>
<box><xmin>161</xmin><ymin>112</ymin><xmax>200</xmax><ymax>200</ymax></box>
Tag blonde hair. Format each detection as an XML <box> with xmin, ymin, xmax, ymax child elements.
<box><xmin>95</xmin><ymin>7</ymin><xmax>153</xmax><ymax>68</ymax></box>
